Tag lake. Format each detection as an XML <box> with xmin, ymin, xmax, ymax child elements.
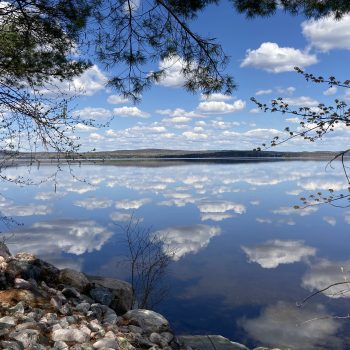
<box><xmin>2</xmin><ymin>160</ymin><xmax>350</xmax><ymax>349</ymax></box>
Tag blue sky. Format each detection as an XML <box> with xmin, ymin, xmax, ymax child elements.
<box><xmin>62</xmin><ymin>3</ymin><xmax>350</xmax><ymax>152</ymax></box>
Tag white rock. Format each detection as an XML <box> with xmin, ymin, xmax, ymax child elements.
<box><xmin>123</xmin><ymin>309</ymin><xmax>169</xmax><ymax>333</ymax></box>
<box><xmin>93</xmin><ymin>338</ymin><xmax>119</xmax><ymax>349</ymax></box>
<box><xmin>52</xmin><ymin>329</ymin><xmax>90</xmax><ymax>343</ymax></box>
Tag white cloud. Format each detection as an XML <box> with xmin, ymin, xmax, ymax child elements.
<box><xmin>109</xmin><ymin>212</ymin><xmax>140</xmax><ymax>222</ymax></box>
<box><xmin>197</xmin><ymin>100</ymin><xmax>246</xmax><ymax>114</ymax></box>
<box><xmin>107</xmin><ymin>95</ymin><xmax>131</xmax><ymax>104</ymax></box>
<box><xmin>197</xmin><ymin>200</ymin><xmax>246</xmax><ymax>214</ymax></box>
<box><xmin>75</xmin><ymin>123</ymin><xmax>97</xmax><ymax>132</ymax></box>
<box><xmin>323</xmin><ymin>216</ymin><xmax>336</xmax><ymax>226</ymax></box>
<box><xmin>323</xmin><ymin>86</ymin><xmax>337</xmax><ymax>96</ymax></box>
<box><xmin>182</xmin><ymin>131</ymin><xmax>208</xmax><ymax>140</ymax></box>
<box><xmin>249</xmin><ymin>108</ymin><xmax>260</xmax><ymax>114</ymax></box>
<box><xmin>73</xmin><ymin>107</ymin><xmax>112</xmax><ymax>119</ymax></box>
<box><xmin>201</xmin><ymin>213</ymin><xmax>233</xmax><ymax>222</ymax></box>
<box><xmin>11</xmin><ymin>220</ymin><xmax>113</xmax><ymax>256</ymax></box>
<box><xmin>302</xmin><ymin>259</ymin><xmax>350</xmax><ymax>299</ymax></box>
<box><xmin>256</xmin><ymin>89</ymin><xmax>273</xmax><ymax>96</ymax></box>
<box><xmin>242</xmin><ymin>239</ymin><xmax>316</xmax><ymax>269</ymax></box>
<box><xmin>302</xmin><ymin>14</ymin><xmax>350</xmax><ymax>51</ymax></box>
<box><xmin>157</xmin><ymin>56</ymin><xmax>187</xmax><ymax>88</ymax></box>
<box><xmin>113</xmin><ymin>106</ymin><xmax>149</xmax><ymax>118</ymax></box>
<box><xmin>200</xmin><ymin>93</ymin><xmax>234</xmax><ymax>101</ymax></box>
<box><xmin>157</xmin><ymin>108</ymin><xmax>201</xmax><ymax>119</ymax></box>
<box><xmin>283</xmin><ymin>96</ymin><xmax>319</xmax><ymax>107</ymax></box>
<box><xmin>154</xmin><ymin>224</ymin><xmax>221</xmax><ymax>260</ymax></box>
<box><xmin>42</xmin><ymin>65</ymin><xmax>107</xmax><ymax>97</ymax></box>
<box><xmin>242</xmin><ymin>302</ymin><xmax>341</xmax><ymax>350</ymax></box>
<box><xmin>35</xmin><ymin>191</ymin><xmax>66</xmax><ymax>201</ymax></box>
<box><xmin>276</xmin><ymin>86</ymin><xmax>296</xmax><ymax>95</ymax></box>
<box><xmin>241</xmin><ymin>42</ymin><xmax>318</xmax><ymax>73</ymax></box>
<box><xmin>115</xmin><ymin>198</ymin><xmax>151</xmax><ymax>210</ymax></box>
<box><xmin>74</xmin><ymin>197</ymin><xmax>113</xmax><ymax>210</ymax></box>
<box><xmin>272</xmin><ymin>206</ymin><xmax>318</xmax><ymax>216</ymax></box>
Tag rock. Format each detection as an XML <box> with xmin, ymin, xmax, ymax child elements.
<box><xmin>15</xmin><ymin>321</ymin><xmax>39</xmax><ymax>331</ymax></box>
<box><xmin>161</xmin><ymin>332</ymin><xmax>174</xmax><ymax>343</ymax></box>
<box><xmin>0</xmin><ymin>241</ymin><xmax>11</xmax><ymax>259</ymax></box>
<box><xmin>149</xmin><ymin>332</ymin><xmax>162</xmax><ymax>345</ymax></box>
<box><xmin>76</xmin><ymin>302</ymin><xmax>91</xmax><ymax>314</ymax></box>
<box><xmin>59</xmin><ymin>269</ymin><xmax>90</xmax><ymax>293</ymax></box>
<box><xmin>54</xmin><ymin>341</ymin><xmax>69</xmax><ymax>350</ymax></box>
<box><xmin>90</xmin><ymin>287</ymin><xmax>113</xmax><ymax>306</ymax></box>
<box><xmin>128</xmin><ymin>325</ymin><xmax>143</xmax><ymax>334</ymax></box>
<box><xmin>123</xmin><ymin>309</ymin><xmax>169</xmax><ymax>334</ymax></box>
<box><xmin>52</xmin><ymin>328</ymin><xmax>90</xmax><ymax>343</ymax></box>
<box><xmin>93</xmin><ymin>338</ymin><xmax>119</xmax><ymax>349</ymax></box>
<box><xmin>116</xmin><ymin>337</ymin><xmax>136</xmax><ymax>350</ymax></box>
<box><xmin>0</xmin><ymin>340</ymin><xmax>24</xmax><ymax>350</ymax></box>
<box><xmin>14</xmin><ymin>278</ymin><xmax>33</xmax><ymax>290</ymax></box>
<box><xmin>0</xmin><ymin>256</ymin><xmax>7</xmax><ymax>271</ymax></box>
<box><xmin>62</xmin><ymin>287</ymin><xmax>81</xmax><ymax>299</ymax></box>
<box><xmin>178</xmin><ymin>335</ymin><xmax>250</xmax><ymax>350</ymax></box>
<box><xmin>0</xmin><ymin>315</ymin><xmax>17</xmax><ymax>326</ymax></box>
<box><xmin>9</xmin><ymin>329</ymin><xmax>40</xmax><ymax>348</ymax></box>
<box><xmin>131</xmin><ymin>333</ymin><xmax>154</xmax><ymax>348</ymax></box>
<box><xmin>6</xmin><ymin>259</ymin><xmax>41</xmax><ymax>281</ymax></box>
<box><xmin>87</xmin><ymin>275</ymin><xmax>132</xmax><ymax>314</ymax></box>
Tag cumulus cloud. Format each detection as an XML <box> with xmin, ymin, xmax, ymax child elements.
<box><xmin>283</xmin><ymin>96</ymin><xmax>319</xmax><ymax>107</ymax></box>
<box><xmin>242</xmin><ymin>239</ymin><xmax>316</xmax><ymax>268</ymax></box>
<box><xmin>323</xmin><ymin>216</ymin><xmax>336</xmax><ymax>226</ymax></box>
<box><xmin>113</xmin><ymin>106</ymin><xmax>149</xmax><ymax>118</ymax></box>
<box><xmin>74</xmin><ymin>197</ymin><xmax>113</xmax><ymax>210</ymax></box>
<box><xmin>182</xmin><ymin>131</ymin><xmax>208</xmax><ymax>140</ymax></box>
<box><xmin>154</xmin><ymin>224</ymin><xmax>221</xmax><ymax>260</ymax></box>
<box><xmin>197</xmin><ymin>200</ymin><xmax>246</xmax><ymax>215</ymax></box>
<box><xmin>197</xmin><ymin>100</ymin><xmax>246</xmax><ymax>114</ymax></box>
<box><xmin>256</xmin><ymin>89</ymin><xmax>273</xmax><ymax>96</ymax></box>
<box><xmin>107</xmin><ymin>95</ymin><xmax>131</xmax><ymax>104</ymax></box>
<box><xmin>200</xmin><ymin>213</ymin><xmax>233</xmax><ymax>222</ymax></box>
<box><xmin>241</xmin><ymin>42</ymin><xmax>318</xmax><ymax>73</ymax></box>
<box><xmin>242</xmin><ymin>302</ymin><xmax>341</xmax><ymax>350</ymax></box>
<box><xmin>41</xmin><ymin>65</ymin><xmax>107</xmax><ymax>97</ymax></box>
<box><xmin>73</xmin><ymin>107</ymin><xmax>112</xmax><ymax>119</ymax></box>
<box><xmin>302</xmin><ymin>14</ymin><xmax>350</xmax><ymax>51</ymax></box>
<box><xmin>35</xmin><ymin>191</ymin><xmax>66</xmax><ymax>201</ymax></box>
<box><xmin>200</xmin><ymin>93</ymin><xmax>234</xmax><ymax>101</ymax></box>
<box><xmin>157</xmin><ymin>56</ymin><xmax>187</xmax><ymax>87</ymax></box>
<box><xmin>0</xmin><ymin>197</ymin><xmax>52</xmax><ymax>217</ymax></box>
<box><xmin>302</xmin><ymin>259</ymin><xmax>350</xmax><ymax>299</ymax></box>
<box><xmin>323</xmin><ymin>86</ymin><xmax>337</xmax><ymax>96</ymax></box>
<box><xmin>272</xmin><ymin>206</ymin><xmax>318</xmax><ymax>216</ymax></box>
<box><xmin>115</xmin><ymin>198</ymin><xmax>151</xmax><ymax>210</ymax></box>
<box><xmin>109</xmin><ymin>212</ymin><xmax>142</xmax><ymax>222</ymax></box>
<box><xmin>10</xmin><ymin>219</ymin><xmax>113</xmax><ymax>256</ymax></box>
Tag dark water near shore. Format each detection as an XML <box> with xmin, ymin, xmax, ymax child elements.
<box><xmin>3</xmin><ymin>160</ymin><xmax>350</xmax><ymax>349</ymax></box>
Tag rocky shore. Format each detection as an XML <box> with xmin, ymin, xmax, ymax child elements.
<box><xmin>0</xmin><ymin>243</ymin><xmax>279</xmax><ymax>350</ymax></box>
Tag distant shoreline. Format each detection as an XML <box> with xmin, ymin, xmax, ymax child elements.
<box><xmin>0</xmin><ymin>149</ymin><xmax>346</xmax><ymax>162</ymax></box>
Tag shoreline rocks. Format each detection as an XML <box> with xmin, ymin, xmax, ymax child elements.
<box><xmin>0</xmin><ymin>244</ymin><xmax>280</xmax><ymax>350</ymax></box>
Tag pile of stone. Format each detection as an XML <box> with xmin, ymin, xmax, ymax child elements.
<box><xmin>0</xmin><ymin>243</ymin><xmax>280</xmax><ymax>350</ymax></box>
<box><xmin>0</xmin><ymin>243</ymin><xmax>178</xmax><ymax>349</ymax></box>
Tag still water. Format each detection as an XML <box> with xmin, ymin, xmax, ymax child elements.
<box><xmin>2</xmin><ymin>160</ymin><xmax>350</xmax><ymax>349</ymax></box>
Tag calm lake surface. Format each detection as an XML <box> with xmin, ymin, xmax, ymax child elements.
<box><xmin>3</xmin><ymin>160</ymin><xmax>350</xmax><ymax>349</ymax></box>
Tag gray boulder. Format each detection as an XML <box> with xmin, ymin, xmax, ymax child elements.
<box><xmin>87</xmin><ymin>276</ymin><xmax>132</xmax><ymax>314</ymax></box>
<box><xmin>0</xmin><ymin>242</ymin><xmax>11</xmax><ymax>259</ymax></box>
<box><xmin>178</xmin><ymin>335</ymin><xmax>250</xmax><ymax>350</ymax></box>
<box><xmin>59</xmin><ymin>269</ymin><xmax>90</xmax><ymax>293</ymax></box>
<box><xmin>123</xmin><ymin>309</ymin><xmax>169</xmax><ymax>334</ymax></box>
